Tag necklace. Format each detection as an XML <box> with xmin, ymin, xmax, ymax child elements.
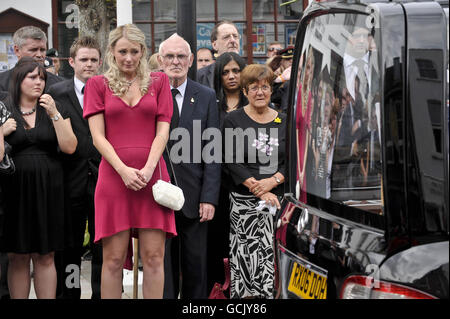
<box><xmin>125</xmin><ymin>75</ymin><xmax>138</xmax><ymax>86</ymax></box>
<box><xmin>21</xmin><ymin>107</ymin><xmax>36</xmax><ymax>116</ymax></box>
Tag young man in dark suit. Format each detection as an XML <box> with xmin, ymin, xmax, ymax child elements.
<box><xmin>47</xmin><ymin>36</ymin><xmax>102</xmax><ymax>299</ymax></box>
<box><xmin>159</xmin><ymin>33</ymin><xmax>221</xmax><ymax>299</ymax></box>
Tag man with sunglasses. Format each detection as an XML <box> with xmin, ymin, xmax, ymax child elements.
<box><xmin>267</xmin><ymin>41</ymin><xmax>283</xmax><ymax>58</ymax></box>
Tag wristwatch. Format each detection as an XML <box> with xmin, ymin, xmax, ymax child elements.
<box><xmin>50</xmin><ymin>113</ymin><xmax>61</xmax><ymax>121</ymax></box>
<box><xmin>273</xmin><ymin>175</ymin><xmax>281</xmax><ymax>184</ymax></box>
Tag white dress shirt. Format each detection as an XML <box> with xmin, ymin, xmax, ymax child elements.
<box><xmin>170</xmin><ymin>79</ymin><xmax>188</xmax><ymax>116</ymax></box>
<box><xmin>74</xmin><ymin>76</ymin><xmax>85</xmax><ymax>109</ymax></box>
<box><xmin>343</xmin><ymin>52</ymin><xmax>370</xmax><ymax>101</ymax></box>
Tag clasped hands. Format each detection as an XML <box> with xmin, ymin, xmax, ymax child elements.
<box><xmin>118</xmin><ymin>165</ymin><xmax>155</xmax><ymax>191</ymax></box>
<box><xmin>118</xmin><ymin>165</ymin><xmax>215</xmax><ymax>222</ymax></box>
<box><xmin>245</xmin><ymin>177</ymin><xmax>281</xmax><ymax>209</ymax></box>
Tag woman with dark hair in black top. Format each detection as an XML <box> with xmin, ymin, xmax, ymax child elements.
<box><xmin>214</xmin><ymin>52</ymin><xmax>248</xmax><ymax>127</ymax></box>
<box><xmin>0</xmin><ymin>57</ymin><xmax>77</xmax><ymax>299</ymax></box>
<box><xmin>0</xmin><ymin>101</ymin><xmax>9</xmax><ymax>244</ymax></box>
<box><xmin>207</xmin><ymin>52</ymin><xmax>247</xmax><ymax>295</ymax></box>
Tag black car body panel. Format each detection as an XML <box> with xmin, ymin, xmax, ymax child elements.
<box><xmin>274</xmin><ymin>0</ymin><xmax>449</xmax><ymax>299</ymax></box>
<box><xmin>276</xmin><ymin>196</ymin><xmax>386</xmax><ymax>299</ymax></box>
<box><xmin>379</xmin><ymin>241</ymin><xmax>449</xmax><ymax>299</ymax></box>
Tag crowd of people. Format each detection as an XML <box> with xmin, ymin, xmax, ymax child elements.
<box><xmin>0</xmin><ymin>21</ymin><xmax>291</xmax><ymax>300</ymax></box>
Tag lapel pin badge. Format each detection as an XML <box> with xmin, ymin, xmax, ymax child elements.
<box><xmin>191</xmin><ymin>97</ymin><xmax>195</xmax><ymax>103</ymax></box>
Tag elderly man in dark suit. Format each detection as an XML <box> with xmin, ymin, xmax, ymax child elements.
<box><xmin>159</xmin><ymin>33</ymin><xmax>221</xmax><ymax>299</ymax></box>
<box><xmin>0</xmin><ymin>26</ymin><xmax>64</xmax><ymax>92</ymax></box>
<box><xmin>47</xmin><ymin>36</ymin><xmax>102</xmax><ymax>299</ymax></box>
<box><xmin>196</xmin><ymin>20</ymin><xmax>241</xmax><ymax>89</ymax></box>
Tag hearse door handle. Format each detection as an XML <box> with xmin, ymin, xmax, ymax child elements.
<box><xmin>297</xmin><ymin>207</ymin><xmax>309</xmax><ymax>234</ymax></box>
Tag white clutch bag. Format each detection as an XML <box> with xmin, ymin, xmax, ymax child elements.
<box><xmin>152</xmin><ymin>179</ymin><xmax>184</xmax><ymax>211</ymax></box>
<box><xmin>152</xmin><ymin>149</ymin><xmax>185</xmax><ymax>211</ymax></box>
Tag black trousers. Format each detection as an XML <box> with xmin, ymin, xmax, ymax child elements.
<box><xmin>0</xmin><ymin>188</ymin><xmax>9</xmax><ymax>299</ymax></box>
<box><xmin>0</xmin><ymin>252</ymin><xmax>8</xmax><ymax>299</ymax></box>
<box><xmin>163</xmin><ymin>213</ymin><xmax>208</xmax><ymax>299</ymax></box>
<box><xmin>55</xmin><ymin>192</ymin><xmax>102</xmax><ymax>299</ymax></box>
<box><xmin>206</xmin><ymin>185</ymin><xmax>230</xmax><ymax>293</ymax></box>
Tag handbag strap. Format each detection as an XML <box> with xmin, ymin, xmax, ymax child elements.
<box><xmin>160</xmin><ymin>146</ymin><xmax>179</xmax><ymax>187</ymax></box>
<box><xmin>222</xmin><ymin>258</ymin><xmax>230</xmax><ymax>291</ymax></box>
<box><xmin>4</xmin><ymin>140</ymin><xmax>12</xmax><ymax>154</ymax></box>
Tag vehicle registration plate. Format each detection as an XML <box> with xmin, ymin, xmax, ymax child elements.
<box><xmin>288</xmin><ymin>261</ymin><xmax>327</xmax><ymax>299</ymax></box>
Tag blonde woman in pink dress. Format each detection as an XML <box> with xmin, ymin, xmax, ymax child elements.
<box><xmin>296</xmin><ymin>47</ymin><xmax>315</xmax><ymax>203</ymax></box>
<box><xmin>83</xmin><ymin>24</ymin><xmax>176</xmax><ymax>299</ymax></box>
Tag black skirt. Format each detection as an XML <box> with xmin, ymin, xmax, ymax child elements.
<box><xmin>0</xmin><ymin>108</ymin><xmax>66</xmax><ymax>254</ymax></box>
<box><xmin>0</xmin><ymin>150</ymin><xmax>65</xmax><ymax>254</ymax></box>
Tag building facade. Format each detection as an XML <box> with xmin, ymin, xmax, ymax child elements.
<box><xmin>0</xmin><ymin>0</ymin><xmax>308</xmax><ymax>77</ymax></box>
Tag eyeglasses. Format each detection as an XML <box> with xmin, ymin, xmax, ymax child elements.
<box><xmin>221</xmin><ymin>33</ymin><xmax>241</xmax><ymax>41</ymax></box>
<box><xmin>162</xmin><ymin>54</ymin><xmax>189</xmax><ymax>62</ymax></box>
<box><xmin>248</xmin><ymin>85</ymin><xmax>271</xmax><ymax>94</ymax></box>
<box><xmin>268</xmin><ymin>47</ymin><xmax>282</xmax><ymax>52</ymax></box>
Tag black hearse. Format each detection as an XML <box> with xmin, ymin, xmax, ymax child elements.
<box><xmin>274</xmin><ymin>0</ymin><xmax>448</xmax><ymax>299</ymax></box>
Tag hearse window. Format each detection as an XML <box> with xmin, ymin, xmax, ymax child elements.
<box><xmin>427</xmin><ymin>99</ymin><xmax>443</xmax><ymax>153</ymax></box>
<box><xmin>416</xmin><ymin>59</ymin><xmax>438</xmax><ymax>79</ymax></box>
<box><xmin>294</xmin><ymin>13</ymin><xmax>383</xmax><ymax>215</ymax></box>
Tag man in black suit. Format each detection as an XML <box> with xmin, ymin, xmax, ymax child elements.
<box><xmin>196</xmin><ymin>20</ymin><xmax>241</xmax><ymax>89</ymax></box>
<box><xmin>343</xmin><ymin>26</ymin><xmax>380</xmax><ymax>109</ymax></box>
<box><xmin>47</xmin><ymin>36</ymin><xmax>102</xmax><ymax>299</ymax></box>
<box><xmin>0</xmin><ymin>100</ymin><xmax>6</xmax><ymax>298</ymax></box>
<box><xmin>0</xmin><ymin>26</ymin><xmax>64</xmax><ymax>93</ymax></box>
<box><xmin>0</xmin><ymin>25</ymin><xmax>65</xmax><ymax>300</ymax></box>
<box><xmin>159</xmin><ymin>33</ymin><xmax>221</xmax><ymax>299</ymax></box>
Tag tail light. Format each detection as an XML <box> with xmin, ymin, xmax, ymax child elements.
<box><xmin>340</xmin><ymin>275</ymin><xmax>437</xmax><ymax>299</ymax></box>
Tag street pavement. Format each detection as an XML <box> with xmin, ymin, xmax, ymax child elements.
<box><xmin>29</xmin><ymin>259</ymin><xmax>143</xmax><ymax>299</ymax></box>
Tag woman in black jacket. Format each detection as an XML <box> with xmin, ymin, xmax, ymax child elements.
<box><xmin>207</xmin><ymin>52</ymin><xmax>248</xmax><ymax>295</ymax></box>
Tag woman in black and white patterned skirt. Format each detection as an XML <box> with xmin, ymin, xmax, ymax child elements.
<box><xmin>223</xmin><ymin>64</ymin><xmax>286</xmax><ymax>299</ymax></box>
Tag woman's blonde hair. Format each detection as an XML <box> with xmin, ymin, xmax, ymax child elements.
<box><xmin>104</xmin><ymin>24</ymin><xmax>150</xmax><ymax>96</ymax></box>
<box><xmin>302</xmin><ymin>46</ymin><xmax>315</xmax><ymax>90</ymax></box>
<box><xmin>148</xmin><ymin>53</ymin><xmax>161</xmax><ymax>72</ymax></box>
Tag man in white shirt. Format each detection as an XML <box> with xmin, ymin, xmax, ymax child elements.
<box><xmin>343</xmin><ymin>27</ymin><xmax>372</xmax><ymax>102</ymax></box>
<box><xmin>47</xmin><ymin>36</ymin><xmax>103</xmax><ymax>299</ymax></box>
<box><xmin>159</xmin><ymin>33</ymin><xmax>220</xmax><ymax>299</ymax></box>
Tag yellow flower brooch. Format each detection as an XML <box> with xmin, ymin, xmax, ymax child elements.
<box><xmin>274</xmin><ymin>117</ymin><xmax>282</xmax><ymax>123</ymax></box>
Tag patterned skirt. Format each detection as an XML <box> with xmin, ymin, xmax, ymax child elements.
<box><xmin>229</xmin><ymin>192</ymin><xmax>275</xmax><ymax>299</ymax></box>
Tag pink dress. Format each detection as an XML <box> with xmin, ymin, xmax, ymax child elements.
<box><xmin>83</xmin><ymin>73</ymin><xmax>177</xmax><ymax>243</ymax></box>
<box><xmin>296</xmin><ymin>85</ymin><xmax>312</xmax><ymax>204</ymax></box>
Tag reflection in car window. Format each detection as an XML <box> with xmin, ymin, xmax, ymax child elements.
<box><xmin>294</xmin><ymin>13</ymin><xmax>382</xmax><ymax>215</ymax></box>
